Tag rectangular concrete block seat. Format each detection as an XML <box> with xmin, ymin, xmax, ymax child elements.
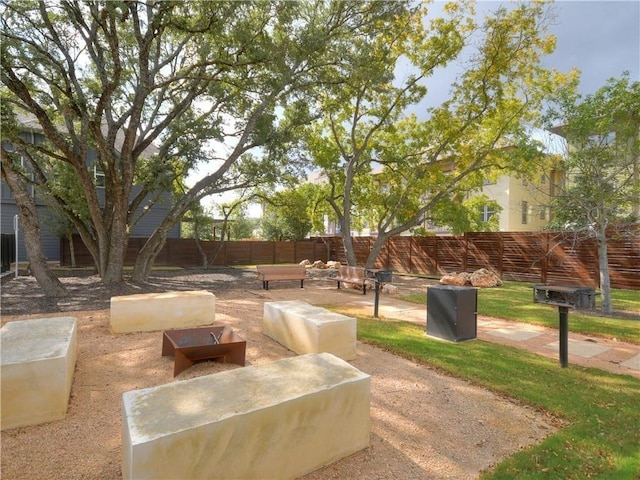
<box><xmin>122</xmin><ymin>352</ymin><xmax>371</xmax><ymax>480</ymax></box>
<box><xmin>263</xmin><ymin>300</ymin><xmax>357</xmax><ymax>360</ymax></box>
<box><xmin>1</xmin><ymin>317</ymin><xmax>78</xmax><ymax>430</ymax></box>
<box><xmin>110</xmin><ymin>290</ymin><xmax>215</xmax><ymax>333</ymax></box>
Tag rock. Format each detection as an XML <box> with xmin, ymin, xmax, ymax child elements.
<box><xmin>299</xmin><ymin>259</ymin><xmax>312</xmax><ymax>266</ymax></box>
<box><xmin>311</xmin><ymin>260</ymin><xmax>326</xmax><ymax>269</ymax></box>
<box><xmin>470</xmin><ymin>268</ymin><xmax>503</xmax><ymax>288</ymax></box>
<box><xmin>440</xmin><ymin>273</ymin><xmax>467</xmax><ymax>286</ymax></box>
<box><xmin>382</xmin><ymin>284</ymin><xmax>399</xmax><ymax>295</ymax></box>
<box><xmin>459</xmin><ymin>272</ymin><xmax>472</xmax><ymax>284</ymax></box>
<box><xmin>326</xmin><ymin>261</ymin><xmax>341</xmax><ymax>269</ymax></box>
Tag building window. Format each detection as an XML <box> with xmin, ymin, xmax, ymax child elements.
<box><xmin>479</xmin><ymin>205</ymin><xmax>495</xmax><ymax>222</ymax></box>
<box><xmin>94</xmin><ymin>164</ymin><xmax>105</xmax><ymax>188</ymax></box>
<box><xmin>540</xmin><ymin>206</ymin><xmax>546</xmax><ymax>220</ymax></box>
<box><xmin>521</xmin><ymin>201</ymin><xmax>528</xmax><ymax>224</ymax></box>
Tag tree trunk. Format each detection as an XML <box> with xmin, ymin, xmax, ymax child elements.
<box><xmin>366</xmin><ymin>234</ymin><xmax>389</xmax><ymax>269</ymax></box>
<box><xmin>208</xmin><ymin>221</ymin><xmax>229</xmax><ymax>267</ymax></box>
<box><xmin>340</xmin><ymin>198</ymin><xmax>358</xmax><ymax>266</ymax></box>
<box><xmin>131</xmin><ymin>219</ymin><xmax>176</xmax><ymax>283</ymax></box>
<box><xmin>67</xmin><ymin>233</ymin><xmax>77</xmax><ymax>268</ymax></box>
<box><xmin>342</xmin><ymin>233</ymin><xmax>357</xmax><ymax>266</ymax></box>
<box><xmin>194</xmin><ymin>236</ymin><xmax>209</xmax><ymax>269</ymax></box>
<box><xmin>596</xmin><ymin>226</ymin><xmax>613</xmax><ymax>314</ymax></box>
<box><xmin>1</xmin><ymin>157</ymin><xmax>67</xmax><ymax>296</ymax></box>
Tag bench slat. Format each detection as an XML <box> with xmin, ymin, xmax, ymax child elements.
<box><xmin>332</xmin><ymin>266</ymin><xmax>368</xmax><ymax>294</ymax></box>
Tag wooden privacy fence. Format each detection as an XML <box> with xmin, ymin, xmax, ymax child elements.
<box><xmin>60</xmin><ymin>227</ymin><xmax>639</xmax><ymax>290</ymax></box>
<box><xmin>319</xmin><ymin>228</ymin><xmax>640</xmax><ymax>290</ymax></box>
<box><xmin>61</xmin><ymin>237</ymin><xmax>330</xmax><ymax>268</ymax></box>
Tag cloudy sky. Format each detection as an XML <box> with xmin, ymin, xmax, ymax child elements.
<box><xmin>542</xmin><ymin>0</ymin><xmax>639</xmax><ymax>95</ymax></box>
<box><xmin>421</xmin><ymin>0</ymin><xmax>640</xmax><ymax>106</ymax></box>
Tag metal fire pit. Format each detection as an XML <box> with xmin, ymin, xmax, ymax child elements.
<box><xmin>162</xmin><ymin>325</ymin><xmax>246</xmax><ymax>377</ymax></box>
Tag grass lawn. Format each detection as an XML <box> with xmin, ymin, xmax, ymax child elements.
<box><xmin>345</xmin><ymin>314</ymin><xmax>640</xmax><ymax>479</ymax></box>
<box><xmin>334</xmin><ymin>281</ymin><xmax>640</xmax><ymax>478</ymax></box>
<box><xmin>400</xmin><ymin>281</ymin><xmax>640</xmax><ymax>344</ymax></box>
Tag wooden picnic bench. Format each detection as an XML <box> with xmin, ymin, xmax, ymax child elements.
<box><xmin>332</xmin><ymin>265</ymin><xmax>369</xmax><ymax>294</ymax></box>
<box><xmin>256</xmin><ymin>264</ymin><xmax>307</xmax><ymax>290</ymax></box>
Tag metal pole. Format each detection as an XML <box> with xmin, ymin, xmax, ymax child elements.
<box><xmin>558</xmin><ymin>306</ymin><xmax>569</xmax><ymax>368</ymax></box>
<box><xmin>13</xmin><ymin>215</ymin><xmax>18</xmax><ymax>279</ymax></box>
<box><xmin>373</xmin><ymin>280</ymin><xmax>380</xmax><ymax>318</ymax></box>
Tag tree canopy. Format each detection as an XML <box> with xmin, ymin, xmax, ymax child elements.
<box><xmin>296</xmin><ymin>0</ymin><xmax>576</xmax><ymax>267</ymax></box>
<box><xmin>545</xmin><ymin>73</ymin><xmax>640</xmax><ymax>313</ymax></box>
<box><xmin>1</xmin><ymin>0</ymin><xmax>411</xmax><ymax>289</ymax></box>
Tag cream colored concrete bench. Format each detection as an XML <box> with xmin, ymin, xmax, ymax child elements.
<box><xmin>110</xmin><ymin>290</ymin><xmax>215</xmax><ymax>333</ymax></box>
<box><xmin>1</xmin><ymin>317</ymin><xmax>78</xmax><ymax>430</ymax></box>
<box><xmin>122</xmin><ymin>353</ymin><xmax>370</xmax><ymax>480</ymax></box>
<box><xmin>263</xmin><ymin>300</ymin><xmax>357</xmax><ymax>361</ymax></box>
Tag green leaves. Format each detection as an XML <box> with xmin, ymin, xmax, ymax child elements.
<box><xmin>547</xmin><ymin>73</ymin><xmax>640</xmax><ymax>230</ymax></box>
<box><xmin>300</xmin><ymin>1</ymin><xmax>567</xmax><ymax>266</ymax></box>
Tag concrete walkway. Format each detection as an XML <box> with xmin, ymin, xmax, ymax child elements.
<box><xmin>343</xmin><ymin>294</ymin><xmax>640</xmax><ymax>379</ymax></box>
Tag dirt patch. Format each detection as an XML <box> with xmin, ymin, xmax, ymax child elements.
<box><xmin>1</xmin><ymin>268</ymin><xmax>560</xmax><ymax>479</ymax></box>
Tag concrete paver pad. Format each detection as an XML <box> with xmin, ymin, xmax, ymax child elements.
<box><xmin>484</xmin><ymin>328</ymin><xmax>545</xmax><ymax>342</ymax></box>
<box><xmin>621</xmin><ymin>353</ymin><xmax>640</xmax><ymax>370</ymax></box>
<box><xmin>544</xmin><ymin>339</ymin><xmax>611</xmax><ymax>358</ymax></box>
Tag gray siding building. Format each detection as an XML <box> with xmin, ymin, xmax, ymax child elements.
<box><xmin>1</xmin><ymin>129</ymin><xmax>180</xmax><ymax>264</ymax></box>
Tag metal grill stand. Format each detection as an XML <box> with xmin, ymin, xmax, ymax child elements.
<box><xmin>367</xmin><ymin>269</ymin><xmax>393</xmax><ymax>318</ymax></box>
<box><xmin>532</xmin><ymin>284</ymin><xmax>584</xmax><ymax>368</ymax></box>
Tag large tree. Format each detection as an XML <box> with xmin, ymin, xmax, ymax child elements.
<box><xmin>545</xmin><ymin>74</ymin><xmax>640</xmax><ymax>314</ymax></box>
<box><xmin>1</xmin><ymin>0</ymin><xmax>408</xmax><ymax>288</ymax></box>
<box><xmin>299</xmin><ymin>0</ymin><xmax>575</xmax><ymax>267</ymax></box>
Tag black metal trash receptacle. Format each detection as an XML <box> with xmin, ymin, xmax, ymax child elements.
<box><xmin>375</xmin><ymin>270</ymin><xmax>393</xmax><ymax>283</ymax></box>
<box><xmin>426</xmin><ymin>285</ymin><xmax>477</xmax><ymax>342</ymax></box>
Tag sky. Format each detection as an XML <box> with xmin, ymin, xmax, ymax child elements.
<box><xmin>540</xmin><ymin>0</ymin><xmax>639</xmax><ymax>95</ymax></box>
<box><xmin>421</xmin><ymin>0</ymin><xmax>640</xmax><ymax>108</ymax></box>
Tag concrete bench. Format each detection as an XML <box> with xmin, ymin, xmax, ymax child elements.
<box><xmin>110</xmin><ymin>290</ymin><xmax>215</xmax><ymax>333</ymax></box>
<box><xmin>122</xmin><ymin>353</ymin><xmax>370</xmax><ymax>480</ymax></box>
<box><xmin>1</xmin><ymin>317</ymin><xmax>78</xmax><ymax>430</ymax></box>
<box><xmin>333</xmin><ymin>265</ymin><xmax>370</xmax><ymax>294</ymax></box>
<box><xmin>256</xmin><ymin>264</ymin><xmax>307</xmax><ymax>290</ymax></box>
<box><xmin>263</xmin><ymin>300</ymin><xmax>357</xmax><ymax>361</ymax></box>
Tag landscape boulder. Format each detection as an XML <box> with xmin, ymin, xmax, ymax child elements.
<box><xmin>382</xmin><ymin>284</ymin><xmax>399</xmax><ymax>295</ymax></box>
<box><xmin>470</xmin><ymin>268</ymin><xmax>503</xmax><ymax>288</ymax></box>
<box><xmin>440</xmin><ymin>269</ymin><xmax>502</xmax><ymax>288</ymax></box>
<box><xmin>440</xmin><ymin>273</ymin><xmax>468</xmax><ymax>286</ymax></box>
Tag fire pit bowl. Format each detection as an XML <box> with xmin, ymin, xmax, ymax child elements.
<box><xmin>162</xmin><ymin>326</ymin><xmax>246</xmax><ymax>376</ymax></box>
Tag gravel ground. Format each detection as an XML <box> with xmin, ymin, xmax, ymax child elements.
<box><xmin>0</xmin><ymin>267</ymin><xmax>560</xmax><ymax>479</ymax></box>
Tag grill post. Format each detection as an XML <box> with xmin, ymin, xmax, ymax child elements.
<box><xmin>532</xmin><ymin>284</ymin><xmax>580</xmax><ymax>368</ymax></box>
<box><xmin>367</xmin><ymin>269</ymin><xmax>392</xmax><ymax>318</ymax></box>
<box><xmin>559</xmin><ymin>306</ymin><xmax>569</xmax><ymax>368</ymax></box>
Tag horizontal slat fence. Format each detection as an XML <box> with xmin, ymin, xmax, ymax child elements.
<box><xmin>61</xmin><ymin>237</ymin><xmax>330</xmax><ymax>268</ymax></box>
<box><xmin>319</xmin><ymin>226</ymin><xmax>639</xmax><ymax>290</ymax></box>
<box><xmin>60</xmin><ymin>226</ymin><xmax>639</xmax><ymax>290</ymax></box>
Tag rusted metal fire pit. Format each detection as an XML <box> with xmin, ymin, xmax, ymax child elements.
<box><xmin>162</xmin><ymin>325</ymin><xmax>246</xmax><ymax>377</ymax></box>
